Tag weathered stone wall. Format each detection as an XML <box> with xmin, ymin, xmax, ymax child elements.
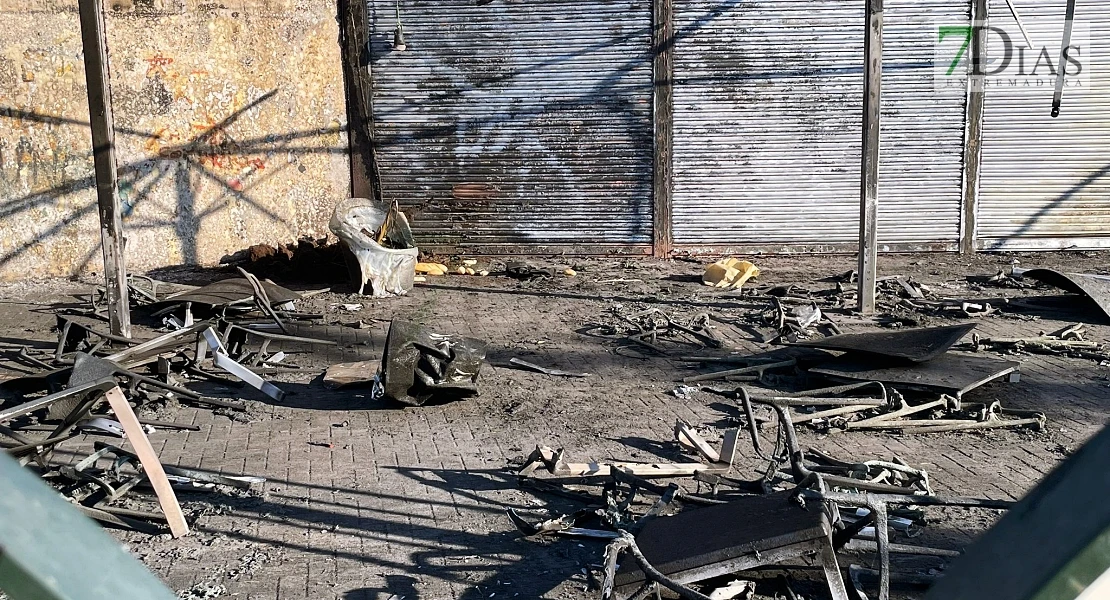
<box><xmin>0</xmin><ymin>0</ymin><xmax>349</xmax><ymax>280</ymax></box>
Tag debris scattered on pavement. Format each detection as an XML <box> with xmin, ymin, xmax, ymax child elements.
<box><xmin>377</xmin><ymin>320</ymin><xmax>487</xmax><ymax>406</ymax></box>
<box><xmin>702</xmin><ymin>258</ymin><xmax>760</xmax><ymax>289</ymax></box>
<box><xmin>508</xmin><ymin>357</ymin><xmax>590</xmax><ymax>378</ymax></box>
<box><xmin>506</xmin><ymin>260</ymin><xmax>558</xmax><ymax>279</ymax></box>
<box><xmin>329</xmin><ymin>197</ymin><xmax>419</xmax><ymax>297</ymax></box>
<box><xmin>323</xmin><ymin>360</ymin><xmax>381</xmax><ymax>389</ymax></box>
<box><xmin>1014</xmin><ymin>268</ymin><xmax>1110</xmax><ymax>320</ymax></box>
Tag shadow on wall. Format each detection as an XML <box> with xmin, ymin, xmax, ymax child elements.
<box><xmin>0</xmin><ymin>88</ymin><xmax>347</xmax><ymax>275</ymax></box>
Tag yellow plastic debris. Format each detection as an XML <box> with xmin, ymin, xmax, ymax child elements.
<box><xmin>702</xmin><ymin>258</ymin><xmax>760</xmax><ymax>289</ymax></box>
<box><xmin>415</xmin><ymin>262</ymin><xmax>449</xmax><ymax>276</ymax></box>
<box><xmin>564</xmin><ymin>268</ymin><xmax>577</xmax><ymax>277</ymax></box>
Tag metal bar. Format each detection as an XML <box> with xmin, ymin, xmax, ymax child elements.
<box><xmin>753</xmin><ymin>396</ymin><xmax>886</xmax><ymax>408</ymax></box>
<box><xmin>0</xmin><ymin>380</ymin><xmax>118</xmax><ymax>423</ymax></box>
<box><xmin>671</xmin><ymin>242</ymin><xmax>960</xmax><ymax>256</ymax></box>
<box><xmin>1003</xmin><ymin>0</ymin><xmax>1035</xmax><ymax>48</ymax></box>
<box><xmin>74</xmin><ymin>505</ymin><xmax>163</xmax><ymax>536</ymax></box>
<box><xmin>843</xmin><ymin>538</ymin><xmax>961</xmax><ymax>558</ymax></box>
<box><xmin>848</xmin><ymin>395</ymin><xmax>958</xmax><ymax>428</ymax></box>
<box><xmin>104</xmin><ymin>323</ymin><xmax>208</xmax><ymax>364</ymax></box>
<box><xmin>416</xmin><ymin>243</ymin><xmax>653</xmax><ymax>257</ymax></box>
<box><xmin>857</xmin><ymin>0</ymin><xmax>883</xmax><ymax>314</ymax></box>
<box><xmin>651</xmin><ymin>0</ymin><xmax>674</xmax><ymax>258</ymax></box>
<box><xmin>900</xmin><ymin>416</ymin><xmax>1044</xmax><ymax>435</ymax></box>
<box><xmin>1051</xmin><ymin>0</ymin><xmax>1077</xmax><ymax>117</ymax></box>
<box><xmin>793</xmin><ymin>405</ymin><xmax>875</xmax><ymax>425</ymax></box>
<box><xmin>93</xmin><ymin>506</ymin><xmax>168</xmax><ymax>524</ymax></box>
<box><xmin>852</xmin><ymin>419</ymin><xmax>980</xmax><ymax>430</ymax></box>
<box><xmin>798</xmin><ymin>489</ymin><xmax>1013</xmax><ymax>510</ymax></box>
<box><xmin>960</xmin><ymin>0</ymin><xmax>987</xmax><ymax>254</ymax></box>
<box><xmin>3</xmin><ymin>433</ymin><xmax>81</xmax><ymax>455</ymax></box>
<box><xmin>78</xmin><ymin>0</ymin><xmax>130</xmax><ymax>338</ymax></box>
<box><xmin>682</xmin><ymin>359</ymin><xmax>795</xmax><ymax>383</ymax></box>
<box><xmin>873</xmin><ymin>502</ymin><xmax>891</xmax><ymax>600</ymax></box>
<box><xmin>235</xmin><ymin>324</ymin><xmax>338</xmax><ymax>346</ymax></box>
<box><xmin>95</xmin><ymin>443</ymin><xmax>264</xmax><ymax>489</ymax></box>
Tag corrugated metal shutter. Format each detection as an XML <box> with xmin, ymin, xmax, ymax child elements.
<box><xmin>368</xmin><ymin>0</ymin><xmax>654</xmax><ymax>251</ymax></box>
<box><xmin>978</xmin><ymin>0</ymin><xmax>1110</xmax><ymax>250</ymax></box>
<box><xmin>671</xmin><ymin>1</ymin><xmax>965</xmax><ymax>250</ymax></box>
<box><xmin>879</xmin><ymin>0</ymin><xmax>968</xmax><ymax>247</ymax></box>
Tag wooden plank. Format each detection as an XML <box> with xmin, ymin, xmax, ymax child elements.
<box><xmin>104</xmin><ymin>386</ymin><xmax>189</xmax><ymax>538</ymax></box>
<box><xmin>651</xmin><ymin>0</ymin><xmax>674</xmax><ymax>258</ymax></box>
<box><xmin>857</xmin><ymin>0</ymin><xmax>883</xmax><ymax>315</ymax></box>
<box><xmin>674</xmin><ymin>420</ymin><xmax>720</xmax><ymax>463</ymax></box>
<box><xmin>960</xmin><ymin>0</ymin><xmax>988</xmax><ymax>254</ymax></box>
<box><xmin>78</xmin><ymin>0</ymin><xmax>131</xmax><ymax>338</ymax></box>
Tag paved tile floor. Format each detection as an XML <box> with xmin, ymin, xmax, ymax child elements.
<box><xmin>1</xmin><ymin>253</ymin><xmax>1107</xmax><ymax>599</ymax></box>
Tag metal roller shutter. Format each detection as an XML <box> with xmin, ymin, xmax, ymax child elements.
<box><xmin>368</xmin><ymin>0</ymin><xmax>654</xmax><ymax>252</ymax></box>
<box><xmin>879</xmin><ymin>0</ymin><xmax>968</xmax><ymax>248</ymax></box>
<box><xmin>978</xmin><ymin>0</ymin><xmax>1110</xmax><ymax>250</ymax></box>
<box><xmin>671</xmin><ymin>0</ymin><xmax>966</xmax><ymax>250</ymax></box>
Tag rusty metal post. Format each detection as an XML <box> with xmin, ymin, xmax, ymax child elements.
<box><xmin>652</xmin><ymin>0</ymin><xmax>674</xmax><ymax>258</ymax></box>
<box><xmin>78</xmin><ymin>0</ymin><xmax>131</xmax><ymax>337</ymax></box>
<box><xmin>857</xmin><ymin>0</ymin><xmax>883</xmax><ymax>314</ymax></box>
<box><xmin>960</xmin><ymin>0</ymin><xmax>988</xmax><ymax>254</ymax></box>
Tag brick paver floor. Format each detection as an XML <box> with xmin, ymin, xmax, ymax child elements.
<box><xmin>1</xmin><ymin>252</ymin><xmax>1107</xmax><ymax>599</ymax></box>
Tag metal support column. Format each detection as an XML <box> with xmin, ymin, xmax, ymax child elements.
<box><xmin>78</xmin><ymin>0</ymin><xmax>131</xmax><ymax>337</ymax></box>
<box><xmin>652</xmin><ymin>0</ymin><xmax>674</xmax><ymax>258</ymax></box>
<box><xmin>858</xmin><ymin>0</ymin><xmax>883</xmax><ymax>314</ymax></box>
<box><xmin>960</xmin><ymin>0</ymin><xmax>987</xmax><ymax>254</ymax></box>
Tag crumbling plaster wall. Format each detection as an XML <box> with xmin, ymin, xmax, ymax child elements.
<box><xmin>0</xmin><ymin>0</ymin><xmax>350</xmax><ymax>280</ymax></box>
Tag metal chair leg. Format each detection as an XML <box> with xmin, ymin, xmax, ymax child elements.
<box><xmin>820</xmin><ymin>537</ymin><xmax>851</xmax><ymax>600</ymax></box>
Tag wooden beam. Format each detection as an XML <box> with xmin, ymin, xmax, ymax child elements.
<box><xmin>652</xmin><ymin>0</ymin><xmax>674</xmax><ymax>258</ymax></box>
<box><xmin>104</xmin><ymin>386</ymin><xmax>189</xmax><ymax>538</ymax></box>
<box><xmin>675</xmin><ymin>420</ymin><xmax>720</xmax><ymax>463</ymax></box>
<box><xmin>857</xmin><ymin>0</ymin><xmax>883</xmax><ymax>314</ymax></box>
<box><xmin>960</xmin><ymin>0</ymin><xmax>988</xmax><ymax>254</ymax></box>
<box><xmin>78</xmin><ymin>0</ymin><xmax>131</xmax><ymax>337</ymax></box>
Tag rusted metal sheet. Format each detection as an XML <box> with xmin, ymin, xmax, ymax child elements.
<box><xmin>978</xmin><ymin>0</ymin><xmax>1110</xmax><ymax>250</ymax></box>
<box><xmin>670</xmin><ymin>1</ymin><xmax>965</xmax><ymax>248</ymax></box>
<box><xmin>1020</xmin><ymin>269</ymin><xmax>1110</xmax><ymax>320</ymax></box>
<box><xmin>368</xmin><ymin>0</ymin><xmax>654</xmax><ymax>249</ymax></box>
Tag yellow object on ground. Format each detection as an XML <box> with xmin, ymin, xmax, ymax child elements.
<box><xmin>702</xmin><ymin>258</ymin><xmax>760</xmax><ymax>289</ymax></box>
<box><xmin>415</xmin><ymin>262</ymin><xmax>449</xmax><ymax>276</ymax></box>
<box><xmin>564</xmin><ymin>268</ymin><xmax>577</xmax><ymax>277</ymax></box>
